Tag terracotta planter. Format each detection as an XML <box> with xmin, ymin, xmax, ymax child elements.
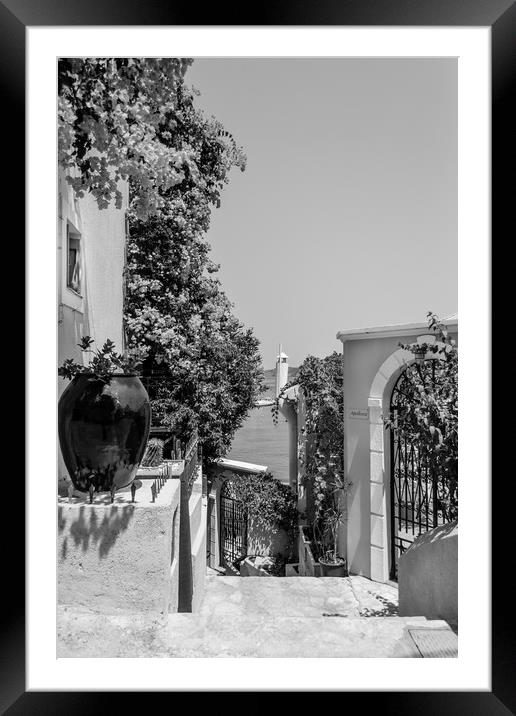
<box><xmin>58</xmin><ymin>373</ymin><xmax>151</xmax><ymax>495</ymax></box>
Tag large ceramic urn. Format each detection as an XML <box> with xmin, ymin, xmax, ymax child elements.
<box><xmin>58</xmin><ymin>373</ymin><xmax>151</xmax><ymax>496</ymax></box>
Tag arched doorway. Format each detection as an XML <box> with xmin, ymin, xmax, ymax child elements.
<box><xmin>388</xmin><ymin>360</ymin><xmax>450</xmax><ymax>579</ymax></box>
<box><xmin>219</xmin><ymin>480</ymin><xmax>248</xmax><ymax>570</ymax></box>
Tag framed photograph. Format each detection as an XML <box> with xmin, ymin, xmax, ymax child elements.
<box><xmin>7</xmin><ymin>0</ymin><xmax>512</xmax><ymax>710</ymax></box>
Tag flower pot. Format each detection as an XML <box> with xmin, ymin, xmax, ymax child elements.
<box><xmin>58</xmin><ymin>373</ymin><xmax>151</xmax><ymax>495</ymax></box>
<box><xmin>318</xmin><ymin>558</ymin><xmax>348</xmax><ymax>577</ymax></box>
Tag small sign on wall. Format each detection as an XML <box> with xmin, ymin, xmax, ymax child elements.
<box><xmin>347</xmin><ymin>408</ymin><xmax>369</xmax><ymax>421</ymax></box>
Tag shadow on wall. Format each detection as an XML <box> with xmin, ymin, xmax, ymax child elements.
<box><xmin>247</xmin><ymin>518</ymin><xmax>291</xmax><ymax>560</ymax></box>
<box><xmin>58</xmin><ymin>504</ymin><xmax>135</xmax><ymax>559</ymax></box>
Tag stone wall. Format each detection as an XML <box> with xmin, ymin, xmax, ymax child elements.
<box><xmin>189</xmin><ymin>473</ymin><xmax>207</xmax><ymax>613</ymax></box>
<box><xmin>177</xmin><ymin>465</ymin><xmax>207</xmax><ymax>612</ymax></box>
<box><xmin>398</xmin><ymin>520</ymin><xmax>458</xmax><ymax>624</ymax></box>
<box><xmin>58</xmin><ymin>479</ymin><xmax>180</xmax><ymax>617</ymax></box>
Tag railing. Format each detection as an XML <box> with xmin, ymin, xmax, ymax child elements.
<box><xmin>139</xmin><ymin>427</ymin><xmax>200</xmax><ymax>503</ymax></box>
<box><xmin>149</xmin><ymin>464</ymin><xmax>169</xmax><ymax>503</ymax></box>
<box><xmin>182</xmin><ymin>430</ymin><xmax>201</xmax><ymax>495</ymax></box>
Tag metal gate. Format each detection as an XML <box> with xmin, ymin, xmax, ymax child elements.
<box><xmin>219</xmin><ymin>480</ymin><xmax>247</xmax><ymax>569</ymax></box>
<box><xmin>389</xmin><ymin>361</ymin><xmax>450</xmax><ymax>579</ymax></box>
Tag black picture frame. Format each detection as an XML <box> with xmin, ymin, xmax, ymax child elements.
<box><xmin>8</xmin><ymin>0</ymin><xmax>513</xmax><ymax>711</ymax></box>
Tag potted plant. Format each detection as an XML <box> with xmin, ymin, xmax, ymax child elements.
<box><xmin>316</xmin><ymin>504</ymin><xmax>347</xmax><ymax>577</ymax></box>
<box><xmin>308</xmin><ymin>468</ymin><xmax>348</xmax><ymax>577</ymax></box>
<box><xmin>58</xmin><ymin>337</ymin><xmax>151</xmax><ymax>502</ymax></box>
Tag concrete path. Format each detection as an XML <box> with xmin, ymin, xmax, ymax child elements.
<box><xmin>199</xmin><ymin>575</ymin><xmax>399</xmax><ymax>618</ymax></box>
<box><xmin>58</xmin><ymin>574</ymin><xmax>457</xmax><ymax>658</ymax></box>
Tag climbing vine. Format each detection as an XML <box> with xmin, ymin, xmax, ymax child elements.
<box><xmin>58</xmin><ymin>58</ymin><xmax>245</xmax><ymax>221</ymax></box>
<box><xmin>383</xmin><ymin>312</ymin><xmax>458</xmax><ymax>519</ymax></box>
<box><xmin>273</xmin><ymin>351</ymin><xmax>349</xmax><ymax>562</ymax></box>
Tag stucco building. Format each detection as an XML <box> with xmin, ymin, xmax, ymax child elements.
<box><xmin>337</xmin><ymin>315</ymin><xmax>458</xmax><ymax>583</ymax></box>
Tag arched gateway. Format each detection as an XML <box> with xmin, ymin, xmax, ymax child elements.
<box><xmin>338</xmin><ymin>316</ymin><xmax>457</xmax><ymax>584</ymax></box>
<box><xmin>367</xmin><ymin>339</ymin><xmax>454</xmax><ymax>582</ymax></box>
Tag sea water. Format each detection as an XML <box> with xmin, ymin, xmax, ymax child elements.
<box><xmin>226</xmin><ymin>374</ymin><xmax>290</xmax><ymax>483</ymax></box>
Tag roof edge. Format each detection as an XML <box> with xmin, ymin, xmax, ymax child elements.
<box><xmin>213</xmin><ymin>458</ymin><xmax>269</xmax><ymax>474</ymax></box>
<box><xmin>336</xmin><ymin>316</ymin><xmax>458</xmax><ymax>343</ymax></box>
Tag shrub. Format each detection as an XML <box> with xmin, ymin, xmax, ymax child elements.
<box><xmin>230</xmin><ymin>472</ymin><xmax>298</xmax><ymax>559</ymax></box>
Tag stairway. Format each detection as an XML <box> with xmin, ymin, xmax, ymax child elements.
<box><xmin>57</xmin><ymin>575</ymin><xmax>458</xmax><ymax>658</ymax></box>
<box><xmin>161</xmin><ymin>575</ymin><xmax>457</xmax><ymax>658</ymax></box>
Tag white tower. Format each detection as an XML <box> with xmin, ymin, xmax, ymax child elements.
<box><xmin>275</xmin><ymin>344</ymin><xmax>289</xmax><ymax>398</ymax></box>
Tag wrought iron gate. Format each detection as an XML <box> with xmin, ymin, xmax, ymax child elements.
<box><xmin>219</xmin><ymin>480</ymin><xmax>247</xmax><ymax>569</ymax></box>
<box><xmin>389</xmin><ymin>361</ymin><xmax>450</xmax><ymax>579</ymax></box>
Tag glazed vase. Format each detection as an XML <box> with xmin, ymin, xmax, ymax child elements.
<box><xmin>58</xmin><ymin>373</ymin><xmax>151</xmax><ymax>495</ymax></box>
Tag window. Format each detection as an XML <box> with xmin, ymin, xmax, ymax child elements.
<box><xmin>67</xmin><ymin>224</ymin><xmax>82</xmax><ymax>295</ymax></box>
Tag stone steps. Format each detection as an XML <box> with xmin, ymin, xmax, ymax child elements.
<box><xmin>162</xmin><ymin>613</ymin><xmax>456</xmax><ymax>658</ymax></box>
<box><xmin>57</xmin><ymin>605</ymin><xmax>456</xmax><ymax>658</ymax></box>
<box><xmin>57</xmin><ymin>574</ymin><xmax>458</xmax><ymax>658</ymax></box>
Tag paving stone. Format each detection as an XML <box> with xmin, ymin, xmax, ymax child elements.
<box><xmin>58</xmin><ymin>608</ymin><xmax>446</xmax><ymax>658</ymax></box>
<box><xmin>57</xmin><ymin>573</ymin><xmax>456</xmax><ymax>658</ymax></box>
<box><xmin>199</xmin><ymin>576</ymin><xmax>361</xmax><ymax>618</ymax></box>
<box><xmin>164</xmin><ymin>614</ymin><xmax>429</xmax><ymax>658</ymax></box>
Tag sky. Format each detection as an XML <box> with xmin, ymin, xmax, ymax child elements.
<box><xmin>186</xmin><ymin>58</ymin><xmax>457</xmax><ymax>368</ymax></box>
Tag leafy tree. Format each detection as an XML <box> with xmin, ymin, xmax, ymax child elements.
<box><xmin>58</xmin><ymin>58</ymin><xmax>245</xmax><ymax>221</ymax></box>
<box><xmin>124</xmin><ymin>69</ymin><xmax>263</xmax><ymax>463</ymax></box>
<box><xmin>383</xmin><ymin>312</ymin><xmax>458</xmax><ymax>520</ymax></box>
<box><xmin>125</xmin><ymin>222</ymin><xmax>265</xmax><ymax>462</ymax></box>
<box><xmin>60</xmin><ymin>58</ymin><xmax>260</xmax><ymax>462</ymax></box>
